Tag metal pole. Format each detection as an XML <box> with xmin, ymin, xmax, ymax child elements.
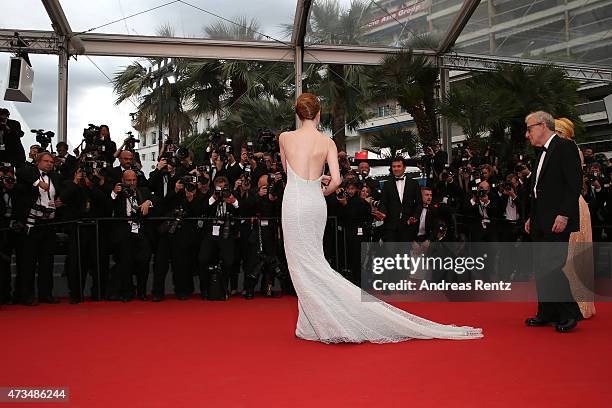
<box><xmin>295</xmin><ymin>45</ymin><xmax>303</xmax><ymax>129</ymax></box>
<box><xmin>439</xmin><ymin>65</ymin><xmax>452</xmax><ymax>164</ymax></box>
<box><xmin>158</xmin><ymin>79</ymin><xmax>163</xmax><ymax>155</ymax></box>
<box><xmin>57</xmin><ymin>38</ymin><xmax>69</xmax><ymax>143</ymax></box>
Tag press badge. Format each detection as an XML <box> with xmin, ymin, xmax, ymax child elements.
<box><xmin>212</xmin><ymin>225</ymin><xmax>221</xmax><ymax>236</ymax></box>
<box><xmin>442</xmin><ymin>197</ymin><xmax>449</xmax><ymax>204</ymax></box>
<box><xmin>261</xmin><ymin>220</ymin><xmax>269</xmax><ymax>227</ymax></box>
<box><xmin>130</xmin><ymin>221</ymin><xmax>140</xmax><ymax>234</ymax></box>
<box><xmin>357</xmin><ymin>227</ymin><xmax>363</xmax><ymax>236</ymax></box>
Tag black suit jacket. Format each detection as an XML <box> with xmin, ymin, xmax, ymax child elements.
<box><xmin>110</xmin><ymin>186</ymin><xmax>155</xmax><ymax>242</ymax></box>
<box><xmin>530</xmin><ymin>135</ymin><xmax>581</xmax><ymax>234</ymax></box>
<box><xmin>379</xmin><ymin>176</ymin><xmax>422</xmax><ymax>231</ymax></box>
<box><xmin>14</xmin><ymin>166</ymin><xmax>63</xmax><ymax>222</ymax></box>
<box><xmin>0</xmin><ymin>118</ymin><xmax>26</xmax><ymax>166</ymax></box>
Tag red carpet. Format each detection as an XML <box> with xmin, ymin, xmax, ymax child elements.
<box><xmin>1</xmin><ymin>297</ymin><xmax>610</xmax><ymax>408</ymax></box>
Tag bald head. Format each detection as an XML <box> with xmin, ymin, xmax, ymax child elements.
<box><xmin>122</xmin><ymin>169</ymin><xmax>137</xmax><ymax>189</ymax></box>
<box><xmin>119</xmin><ymin>150</ymin><xmax>134</xmax><ymax>169</ymax></box>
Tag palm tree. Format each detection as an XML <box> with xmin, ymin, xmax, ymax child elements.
<box><xmin>369</xmin><ymin>47</ymin><xmax>439</xmax><ymax>147</ymax></box>
<box><xmin>365</xmin><ymin>126</ymin><xmax>418</xmax><ymax>158</ymax></box>
<box><xmin>112</xmin><ymin>25</ymin><xmax>193</xmax><ymax>143</ymax></box>
<box><xmin>305</xmin><ymin>0</ymin><xmax>373</xmax><ymax>151</ymax></box>
<box><xmin>437</xmin><ymin>77</ymin><xmax>497</xmax><ymax>149</ymax></box>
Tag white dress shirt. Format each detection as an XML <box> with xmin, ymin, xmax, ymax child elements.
<box><xmin>32</xmin><ymin>170</ymin><xmax>56</xmax><ymax>208</ymax></box>
<box><xmin>418</xmin><ymin>206</ymin><xmax>428</xmax><ymax>236</ymax></box>
<box><xmin>395</xmin><ymin>176</ymin><xmax>405</xmax><ymax>203</ymax></box>
<box><xmin>534</xmin><ymin>134</ymin><xmax>556</xmax><ymax>198</ymax></box>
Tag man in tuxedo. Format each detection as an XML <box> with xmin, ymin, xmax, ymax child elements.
<box><xmin>356</xmin><ymin>161</ymin><xmax>380</xmax><ymax>199</ymax></box>
<box><xmin>414</xmin><ymin>187</ymin><xmax>440</xmax><ymax>242</ymax></box>
<box><xmin>524</xmin><ymin>111</ymin><xmax>582</xmax><ymax>333</ymax></box>
<box><xmin>379</xmin><ymin>157</ymin><xmax>422</xmax><ymax>242</ymax></box>
<box><xmin>108</xmin><ymin>150</ymin><xmax>148</xmax><ymax>187</ymax></box>
<box><xmin>0</xmin><ymin>108</ymin><xmax>26</xmax><ymax>168</ymax></box>
<box><xmin>14</xmin><ymin>152</ymin><xmax>64</xmax><ymax>305</ymax></box>
<box><xmin>109</xmin><ymin>170</ymin><xmax>155</xmax><ymax>301</ymax></box>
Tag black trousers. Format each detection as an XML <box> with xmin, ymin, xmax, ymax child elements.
<box><xmin>198</xmin><ymin>237</ymin><xmax>234</xmax><ymax>297</ymax></box>
<box><xmin>171</xmin><ymin>226</ymin><xmax>198</xmax><ymax>296</ymax></box>
<box><xmin>233</xmin><ymin>223</ymin><xmax>254</xmax><ymax>292</ymax></box>
<box><xmin>382</xmin><ymin>226</ymin><xmax>415</xmax><ymax>242</ymax></box>
<box><xmin>244</xmin><ymin>225</ymin><xmax>277</xmax><ymax>292</ymax></box>
<box><xmin>66</xmin><ymin>223</ymin><xmax>109</xmax><ymax>301</ymax></box>
<box><xmin>18</xmin><ymin>221</ymin><xmax>56</xmax><ymax>302</ymax></box>
<box><xmin>346</xmin><ymin>231</ymin><xmax>365</xmax><ymax>286</ymax></box>
<box><xmin>0</xmin><ymin>228</ymin><xmax>21</xmax><ymax>303</ymax></box>
<box><xmin>152</xmin><ymin>233</ymin><xmax>174</xmax><ymax>297</ymax></box>
<box><xmin>531</xmin><ymin>226</ymin><xmax>582</xmax><ymax>322</ymax></box>
<box><xmin>112</xmin><ymin>233</ymin><xmax>151</xmax><ymax>298</ymax></box>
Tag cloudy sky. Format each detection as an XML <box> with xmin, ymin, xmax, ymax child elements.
<box><xmin>0</xmin><ymin>0</ymin><xmax>332</xmax><ymax>150</ymax></box>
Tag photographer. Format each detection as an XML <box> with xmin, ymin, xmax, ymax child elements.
<box><xmin>0</xmin><ymin>166</ymin><xmax>19</xmax><ymax>304</ymax></box>
<box><xmin>114</xmin><ymin>132</ymin><xmax>140</xmax><ymax>161</ymax></box>
<box><xmin>356</xmin><ymin>161</ymin><xmax>381</xmax><ymax>200</ymax></box>
<box><xmin>0</xmin><ymin>108</ymin><xmax>26</xmax><ymax>167</ymax></box>
<box><xmin>224</xmin><ymin>151</ymin><xmax>243</xmax><ymax>187</ymax></box>
<box><xmin>336</xmin><ymin>179</ymin><xmax>371</xmax><ymax>285</ymax></box>
<box><xmin>60</xmin><ymin>165</ymin><xmax>111</xmax><ymax>303</ymax></box>
<box><xmin>464</xmin><ymin>180</ymin><xmax>501</xmax><ymax>242</ymax></box>
<box><xmin>198</xmin><ymin>176</ymin><xmax>239</xmax><ymax>300</ymax></box>
<box><xmin>433</xmin><ymin>166</ymin><xmax>464</xmax><ymax>212</ymax></box>
<box><xmin>231</xmin><ymin>171</ymin><xmax>256</xmax><ymax>297</ymax></box>
<box><xmin>55</xmin><ymin>141</ymin><xmax>78</xmax><ymax>181</ymax></box>
<box><xmin>14</xmin><ymin>152</ymin><xmax>64</xmax><ymax>305</ymax></box>
<box><xmin>152</xmin><ymin>175</ymin><xmax>205</xmax><ymax>302</ymax></box>
<box><xmin>584</xmin><ymin>164</ymin><xmax>608</xmax><ymax>241</ymax></box>
<box><xmin>26</xmin><ymin>145</ymin><xmax>42</xmax><ymax>167</ymax></box>
<box><xmin>109</xmin><ymin>170</ymin><xmax>155</xmax><ymax>301</ymax></box>
<box><xmin>98</xmin><ymin>125</ymin><xmax>117</xmax><ymax>165</ymax></box>
<box><xmin>108</xmin><ymin>150</ymin><xmax>148</xmax><ymax>188</ymax></box>
<box><xmin>497</xmin><ymin>174</ymin><xmax>524</xmax><ymax>242</ymax></box>
<box><xmin>243</xmin><ymin>173</ymin><xmax>284</xmax><ymax>299</ymax></box>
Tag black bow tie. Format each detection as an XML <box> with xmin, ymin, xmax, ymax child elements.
<box><xmin>41</xmin><ymin>172</ymin><xmax>48</xmax><ymax>178</ymax></box>
<box><xmin>539</xmin><ymin>146</ymin><xmax>548</xmax><ymax>153</ymax></box>
<box><xmin>395</xmin><ymin>176</ymin><xmax>405</xmax><ymax>181</ymax></box>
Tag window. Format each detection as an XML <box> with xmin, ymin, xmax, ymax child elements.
<box><xmin>142</xmin><ymin>134</ymin><xmax>146</xmax><ymax>147</ymax></box>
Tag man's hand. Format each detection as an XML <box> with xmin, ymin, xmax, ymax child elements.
<box><xmin>224</xmin><ymin>194</ymin><xmax>237</xmax><ymax>204</ymax></box>
<box><xmin>258</xmin><ymin>185</ymin><xmax>267</xmax><ymax>197</ymax></box>
<box><xmin>38</xmin><ymin>180</ymin><xmax>50</xmax><ymax>191</ymax></box>
<box><xmin>185</xmin><ymin>189</ymin><xmax>195</xmax><ymax>202</ymax></box>
<box><xmin>321</xmin><ymin>175</ymin><xmax>331</xmax><ymax>186</ymax></box>
<box><xmin>372</xmin><ymin>209</ymin><xmax>386</xmax><ymax>221</ymax></box>
<box><xmin>53</xmin><ymin>199</ymin><xmax>64</xmax><ymax>208</ymax></box>
<box><xmin>524</xmin><ymin>218</ymin><xmax>530</xmax><ymax>234</ymax></box>
<box><xmin>113</xmin><ymin>183</ymin><xmax>122</xmax><ymax>194</ymax></box>
<box><xmin>156</xmin><ymin>158</ymin><xmax>167</xmax><ymax>170</ymax></box>
<box><xmin>139</xmin><ymin>200</ymin><xmax>152</xmax><ymax>216</ymax></box>
<box><xmin>407</xmin><ymin>216</ymin><xmax>417</xmax><ymax>225</ymax></box>
<box><xmin>552</xmin><ymin>215</ymin><xmax>568</xmax><ymax>233</ymax></box>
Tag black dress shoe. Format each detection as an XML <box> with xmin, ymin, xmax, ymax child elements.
<box><xmin>39</xmin><ymin>296</ymin><xmax>59</xmax><ymax>304</ymax></box>
<box><xmin>152</xmin><ymin>295</ymin><xmax>165</xmax><ymax>302</ymax></box>
<box><xmin>525</xmin><ymin>317</ymin><xmax>551</xmax><ymax>327</ymax></box>
<box><xmin>244</xmin><ymin>291</ymin><xmax>254</xmax><ymax>300</ymax></box>
<box><xmin>177</xmin><ymin>294</ymin><xmax>189</xmax><ymax>301</ymax></box>
<box><xmin>69</xmin><ymin>297</ymin><xmax>81</xmax><ymax>305</ymax></box>
<box><xmin>555</xmin><ymin>319</ymin><xmax>577</xmax><ymax>333</ymax></box>
<box><xmin>22</xmin><ymin>299</ymin><xmax>39</xmax><ymax>306</ymax></box>
<box><xmin>138</xmin><ymin>294</ymin><xmax>147</xmax><ymax>301</ymax></box>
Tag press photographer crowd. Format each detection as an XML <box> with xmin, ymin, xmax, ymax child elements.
<box><xmin>1</xmin><ymin>106</ymin><xmax>611</xmax><ymax>306</ymax></box>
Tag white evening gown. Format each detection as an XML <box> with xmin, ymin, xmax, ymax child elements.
<box><xmin>281</xmin><ymin>160</ymin><xmax>483</xmax><ymax>344</ymax></box>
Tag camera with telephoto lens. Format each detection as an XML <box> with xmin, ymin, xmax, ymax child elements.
<box><xmin>336</xmin><ymin>188</ymin><xmax>349</xmax><ymax>199</ymax></box>
<box><xmin>178</xmin><ymin>175</ymin><xmax>198</xmax><ymax>192</ymax></box>
<box><xmin>0</xmin><ymin>174</ymin><xmax>16</xmax><ymax>185</ymax></box>
<box><xmin>477</xmin><ymin>188</ymin><xmax>488</xmax><ymax>198</ymax></box>
<box><xmin>215</xmin><ymin>185</ymin><xmax>231</xmax><ymax>199</ymax></box>
<box><xmin>31</xmin><ymin>129</ymin><xmax>55</xmax><ymax>151</ymax></box>
<box><xmin>119</xmin><ymin>183</ymin><xmax>135</xmax><ymax>199</ymax></box>
<box><xmin>77</xmin><ymin>161</ymin><xmax>100</xmax><ymax>185</ymax></box>
<box><xmin>257</xmin><ymin>128</ymin><xmax>276</xmax><ymax>153</ymax></box>
<box><xmin>123</xmin><ymin>131</ymin><xmax>140</xmax><ymax>151</ymax></box>
<box><xmin>589</xmin><ymin>173</ymin><xmax>600</xmax><ymax>183</ymax></box>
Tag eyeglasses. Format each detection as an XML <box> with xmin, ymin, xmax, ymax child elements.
<box><xmin>526</xmin><ymin>122</ymin><xmax>543</xmax><ymax>132</ymax></box>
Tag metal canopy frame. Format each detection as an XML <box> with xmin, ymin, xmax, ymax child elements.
<box><xmin>0</xmin><ymin>0</ymin><xmax>610</xmax><ymax>142</ymax></box>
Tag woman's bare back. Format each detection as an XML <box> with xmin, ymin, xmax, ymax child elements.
<box><xmin>280</xmin><ymin>128</ymin><xmax>332</xmax><ymax>181</ymax></box>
